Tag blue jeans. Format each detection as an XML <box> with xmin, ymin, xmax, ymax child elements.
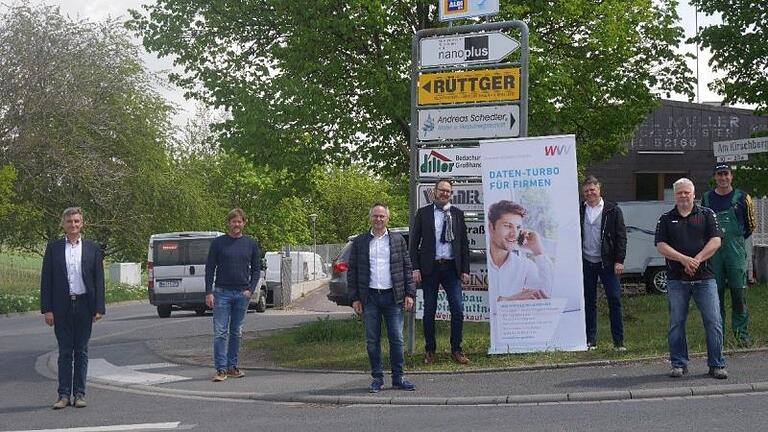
<box><xmin>212</xmin><ymin>288</ymin><xmax>249</xmax><ymax>371</ymax></box>
<box><xmin>583</xmin><ymin>260</ymin><xmax>624</xmax><ymax>346</ymax></box>
<box><xmin>422</xmin><ymin>261</ymin><xmax>463</xmax><ymax>353</ymax></box>
<box><xmin>54</xmin><ymin>296</ymin><xmax>93</xmax><ymax>398</ymax></box>
<box><xmin>362</xmin><ymin>289</ymin><xmax>405</xmax><ymax>380</ymax></box>
<box><xmin>667</xmin><ymin>279</ymin><xmax>725</xmax><ymax>368</ymax></box>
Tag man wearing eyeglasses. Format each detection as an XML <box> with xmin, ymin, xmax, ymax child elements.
<box><xmin>703</xmin><ymin>164</ymin><xmax>756</xmax><ymax>346</ymax></box>
<box><xmin>410</xmin><ymin>179</ymin><xmax>471</xmax><ymax>365</ymax></box>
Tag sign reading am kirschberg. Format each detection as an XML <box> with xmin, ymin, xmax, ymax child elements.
<box><xmin>438</xmin><ymin>0</ymin><xmax>500</xmax><ymax>22</ymax></box>
<box><xmin>713</xmin><ymin>136</ymin><xmax>768</xmax><ymax>162</ymax></box>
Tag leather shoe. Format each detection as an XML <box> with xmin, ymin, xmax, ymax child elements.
<box><xmin>423</xmin><ymin>351</ymin><xmax>435</xmax><ymax>365</ymax></box>
<box><xmin>52</xmin><ymin>397</ymin><xmax>69</xmax><ymax>410</ymax></box>
<box><xmin>451</xmin><ymin>351</ymin><xmax>470</xmax><ymax>365</ymax></box>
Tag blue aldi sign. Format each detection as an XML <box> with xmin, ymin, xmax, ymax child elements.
<box><xmin>439</xmin><ymin>0</ymin><xmax>499</xmax><ymax>22</ymax></box>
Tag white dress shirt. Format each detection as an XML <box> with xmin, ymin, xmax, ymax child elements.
<box><xmin>433</xmin><ymin>205</ymin><xmax>454</xmax><ymax>260</ymax></box>
<box><xmin>369</xmin><ymin>230</ymin><xmax>392</xmax><ymax>290</ymax></box>
<box><xmin>585</xmin><ymin>198</ymin><xmax>604</xmax><ymax>224</ymax></box>
<box><xmin>65</xmin><ymin>236</ymin><xmax>87</xmax><ymax>295</ymax></box>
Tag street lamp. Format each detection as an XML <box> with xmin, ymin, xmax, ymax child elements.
<box><xmin>309</xmin><ymin>213</ymin><xmax>318</xmax><ymax>279</ymax></box>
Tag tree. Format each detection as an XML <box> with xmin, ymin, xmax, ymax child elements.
<box><xmin>690</xmin><ymin>0</ymin><xmax>768</xmax><ymax>113</ymax></box>
<box><xmin>128</xmin><ymin>0</ymin><xmax>693</xmax><ymax>177</ymax></box>
<box><xmin>0</xmin><ymin>3</ymin><xmax>177</xmax><ymax>260</ymax></box>
<box><xmin>0</xmin><ymin>165</ymin><xmax>16</xmax><ymax>221</ymax></box>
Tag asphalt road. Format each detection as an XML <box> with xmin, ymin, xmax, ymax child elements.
<box><xmin>2</xmin><ymin>288</ymin><xmax>768</xmax><ymax>432</ymax></box>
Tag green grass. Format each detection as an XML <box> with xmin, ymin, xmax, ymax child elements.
<box><xmin>245</xmin><ymin>284</ymin><xmax>768</xmax><ymax>370</ymax></box>
<box><xmin>0</xmin><ymin>252</ymin><xmax>147</xmax><ymax>314</ymax></box>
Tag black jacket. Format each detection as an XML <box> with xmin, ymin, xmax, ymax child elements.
<box><xmin>348</xmin><ymin>230</ymin><xmax>415</xmax><ymax>305</ymax></box>
<box><xmin>409</xmin><ymin>204</ymin><xmax>470</xmax><ymax>277</ymax></box>
<box><xmin>40</xmin><ymin>238</ymin><xmax>106</xmax><ymax>318</ymax></box>
<box><xmin>579</xmin><ymin>200</ymin><xmax>627</xmax><ymax>265</ymax></box>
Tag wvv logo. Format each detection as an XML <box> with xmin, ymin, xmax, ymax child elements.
<box><xmin>544</xmin><ymin>145</ymin><xmax>571</xmax><ymax>156</ymax></box>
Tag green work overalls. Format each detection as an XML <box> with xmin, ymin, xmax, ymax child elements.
<box><xmin>705</xmin><ymin>191</ymin><xmax>749</xmax><ymax>342</ymax></box>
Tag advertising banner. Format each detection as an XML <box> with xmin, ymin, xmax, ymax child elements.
<box><xmin>418</xmin><ymin>105</ymin><xmax>520</xmax><ymax>141</ymax></box>
<box><xmin>480</xmin><ymin>135</ymin><xmax>586</xmax><ymax>353</ymax></box>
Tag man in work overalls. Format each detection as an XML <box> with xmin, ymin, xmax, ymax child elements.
<box><xmin>703</xmin><ymin>164</ymin><xmax>757</xmax><ymax>346</ymax></box>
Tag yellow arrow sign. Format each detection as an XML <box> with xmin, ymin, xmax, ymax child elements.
<box><xmin>418</xmin><ymin>68</ymin><xmax>520</xmax><ymax>105</ymax></box>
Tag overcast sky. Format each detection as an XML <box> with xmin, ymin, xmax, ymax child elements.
<box><xmin>44</xmin><ymin>0</ymin><xmax>737</xmax><ymax>127</ymax></box>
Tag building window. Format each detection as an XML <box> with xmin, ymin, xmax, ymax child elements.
<box><xmin>635</xmin><ymin>173</ymin><xmax>687</xmax><ymax>200</ymax></box>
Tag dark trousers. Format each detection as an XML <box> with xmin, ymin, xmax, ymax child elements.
<box><xmin>54</xmin><ymin>296</ymin><xmax>93</xmax><ymax>398</ymax></box>
<box><xmin>583</xmin><ymin>260</ymin><xmax>624</xmax><ymax>346</ymax></box>
<box><xmin>422</xmin><ymin>261</ymin><xmax>464</xmax><ymax>353</ymax></box>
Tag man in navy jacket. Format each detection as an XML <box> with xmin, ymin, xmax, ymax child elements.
<box><xmin>349</xmin><ymin>203</ymin><xmax>416</xmax><ymax>393</ymax></box>
<box><xmin>41</xmin><ymin>207</ymin><xmax>105</xmax><ymax>409</ymax></box>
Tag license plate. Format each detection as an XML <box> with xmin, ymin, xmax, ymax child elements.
<box><xmin>158</xmin><ymin>280</ymin><xmax>180</xmax><ymax>288</ymax></box>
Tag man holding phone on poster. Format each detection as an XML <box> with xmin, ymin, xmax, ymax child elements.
<box><xmin>487</xmin><ymin>200</ymin><xmax>553</xmax><ymax>301</ymax></box>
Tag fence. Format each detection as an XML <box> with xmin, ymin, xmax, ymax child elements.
<box><xmin>278</xmin><ymin>243</ymin><xmax>346</xmax><ymax>284</ymax></box>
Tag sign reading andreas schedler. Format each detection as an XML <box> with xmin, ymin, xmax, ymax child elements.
<box><xmin>480</xmin><ymin>135</ymin><xmax>586</xmax><ymax>354</ymax></box>
<box><xmin>419</xmin><ymin>105</ymin><xmax>520</xmax><ymax>141</ymax></box>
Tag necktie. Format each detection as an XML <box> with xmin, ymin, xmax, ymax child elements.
<box><xmin>440</xmin><ymin>210</ymin><xmax>454</xmax><ymax>243</ymax></box>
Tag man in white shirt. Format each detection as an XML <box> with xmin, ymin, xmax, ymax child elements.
<box><xmin>487</xmin><ymin>200</ymin><xmax>553</xmax><ymax>301</ymax></box>
<box><xmin>349</xmin><ymin>203</ymin><xmax>416</xmax><ymax>393</ymax></box>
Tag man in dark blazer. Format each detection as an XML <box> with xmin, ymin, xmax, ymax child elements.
<box><xmin>41</xmin><ymin>207</ymin><xmax>105</xmax><ymax>410</ymax></box>
<box><xmin>409</xmin><ymin>179</ymin><xmax>471</xmax><ymax>365</ymax></box>
<box><xmin>349</xmin><ymin>203</ymin><xmax>416</xmax><ymax>393</ymax></box>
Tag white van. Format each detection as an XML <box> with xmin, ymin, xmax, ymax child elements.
<box><xmin>147</xmin><ymin>232</ymin><xmax>267</xmax><ymax>318</ymax></box>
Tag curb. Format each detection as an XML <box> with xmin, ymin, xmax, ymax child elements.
<box><xmin>40</xmin><ymin>351</ymin><xmax>768</xmax><ymax>406</ymax></box>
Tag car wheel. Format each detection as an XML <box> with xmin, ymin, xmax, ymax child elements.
<box><xmin>194</xmin><ymin>307</ymin><xmax>207</xmax><ymax>316</ymax></box>
<box><xmin>645</xmin><ymin>267</ymin><xmax>668</xmax><ymax>294</ymax></box>
<box><xmin>254</xmin><ymin>290</ymin><xmax>267</xmax><ymax>313</ymax></box>
<box><xmin>157</xmin><ymin>305</ymin><xmax>172</xmax><ymax>318</ymax></box>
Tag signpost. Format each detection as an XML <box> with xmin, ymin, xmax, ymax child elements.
<box><xmin>420</xmin><ymin>32</ymin><xmax>520</xmax><ymax>67</ymax></box>
<box><xmin>418</xmin><ymin>68</ymin><xmax>521</xmax><ymax>105</ymax></box>
<box><xmin>418</xmin><ymin>105</ymin><xmax>520</xmax><ymax>141</ymax></box>
<box><xmin>408</xmin><ymin>20</ymin><xmax>529</xmax><ymax>353</ymax></box>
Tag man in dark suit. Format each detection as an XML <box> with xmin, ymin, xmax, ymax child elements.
<box><xmin>410</xmin><ymin>179</ymin><xmax>471</xmax><ymax>365</ymax></box>
<box><xmin>349</xmin><ymin>203</ymin><xmax>416</xmax><ymax>393</ymax></box>
<box><xmin>41</xmin><ymin>207</ymin><xmax>105</xmax><ymax>409</ymax></box>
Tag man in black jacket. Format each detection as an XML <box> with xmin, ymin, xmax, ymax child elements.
<box><xmin>41</xmin><ymin>207</ymin><xmax>105</xmax><ymax>409</ymax></box>
<box><xmin>410</xmin><ymin>179</ymin><xmax>471</xmax><ymax>365</ymax></box>
<box><xmin>349</xmin><ymin>203</ymin><xmax>416</xmax><ymax>393</ymax></box>
<box><xmin>580</xmin><ymin>176</ymin><xmax>627</xmax><ymax>351</ymax></box>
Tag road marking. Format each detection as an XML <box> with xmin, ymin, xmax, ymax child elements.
<box><xmin>4</xmin><ymin>422</ymin><xmax>182</xmax><ymax>432</ymax></box>
<box><xmin>125</xmin><ymin>363</ymin><xmax>178</xmax><ymax>371</ymax></box>
<box><xmin>88</xmin><ymin>359</ymin><xmax>190</xmax><ymax>385</ymax></box>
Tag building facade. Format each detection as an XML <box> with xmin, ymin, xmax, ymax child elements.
<box><xmin>586</xmin><ymin>100</ymin><xmax>768</xmax><ymax>201</ymax></box>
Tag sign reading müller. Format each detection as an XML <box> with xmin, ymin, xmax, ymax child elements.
<box><xmin>419</xmin><ymin>105</ymin><xmax>520</xmax><ymax>141</ymax></box>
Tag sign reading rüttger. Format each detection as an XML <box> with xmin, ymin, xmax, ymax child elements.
<box><xmin>418</xmin><ymin>68</ymin><xmax>520</xmax><ymax>105</ymax></box>
<box><xmin>419</xmin><ymin>105</ymin><xmax>520</xmax><ymax>141</ymax></box>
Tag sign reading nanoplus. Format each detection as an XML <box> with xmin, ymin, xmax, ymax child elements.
<box><xmin>420</xmin><ymin>32</ymin><xmax>520</xmax><ymax>67</ymax></box>
<box><xmin>419</xmin><ymin>105</ymin><xmax>520</xmax><ymax>141</ymax></box>
<box><xmin>419</xmin><ymin>68</ymin><xmax>520</xmax><ymax>105</ymax></box>
<box><xmin>439</xmin><ymin>0</ymin><xmax>499</xmax><ymax>22</ymax></box>
<box><xmin>418</xmin><ymin>147</ymin><xmax>481</xmax><ymax>177</ymax></box>
<box><xmin>418</xmin><ymin>182</ymin><xmax>483</xmax><ymax>212</ymax></box>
